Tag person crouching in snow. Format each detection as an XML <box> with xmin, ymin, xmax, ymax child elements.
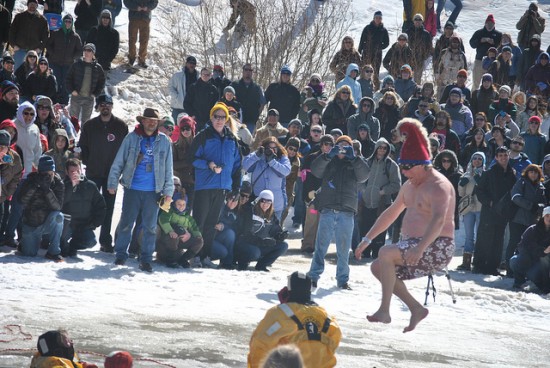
<box><xmin>30</xmin><ymin>329</ymin><xmax>98</xmax><ymax>368</ymax></box>
<box><xmin>156</xmin><ymin>192</ymin><xmax>203</xmax><ymax>269</ymax></box>
<box><xmin>247</xmin><ymin>272</ymin><xmax>342</xmax><ymax>368</ymax></box>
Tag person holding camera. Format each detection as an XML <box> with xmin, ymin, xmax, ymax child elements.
<box><xmin>307</xmin><ymin>135</ymin><xmax>369</xmax><ymax>290</ymax></box>
<box><xmin>235</xmin><ymin>190</ymin><xmax>288</xmax><ymax>272</ymax></box>
<box><xmin>243</xmin><ymin>136</ymin><xmax>291</xmax><ymax>221</ymax></box>
<box><xmin>157</xmin><ymin>192</ymin><xmax>203</xmax><ymax>269</ymax></box>
<box><xmin>516</xmin><ymin>3</ymin><xmax>546</xmax><ymax>50</ymax></box>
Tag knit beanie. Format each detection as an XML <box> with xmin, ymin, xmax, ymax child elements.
<box><xmin>397</xmin><ymin>119</ymin><xmax>431</xmax><ymax>164</ymax></box>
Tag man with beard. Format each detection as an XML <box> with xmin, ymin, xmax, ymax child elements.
<box><xmin>0</xmin><ymin>81</ymin><xmax>19</xmax><ymax>122</ymax></box>
<box><xmin>78</xmin><ymin>94</ymin><xmax>128</xmax><ymax>253</ymax></box>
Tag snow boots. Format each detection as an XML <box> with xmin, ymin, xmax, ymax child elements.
<box><xmin>457</xmin><ymin>252</ymin><xmax>472</xmax><ymax>271</ymax></box>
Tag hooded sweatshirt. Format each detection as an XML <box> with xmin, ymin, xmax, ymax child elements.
<box><xmin>360</xmin><ymin>138</ymin><xmax>401</xmax><ymax>208</ymax></box>
<box><xmin>14</xmin><ymin>102</ymin><xmax>41</xmax><ymax>178</ymax></box>
<box><xmin>347</xmin><ymin>97</ymin><xmax>380</xmax><ymax>140</ymax></box>
<box><xmin>44</xmin><ymin>128</ymin><xmax>71</xmax><ymax>179</ymax></box>
<box><xmin>458</xmin><ymin>151</ymin><xmax>486</xmax><ymax>213</ymax></box>
<box><xmin>336</xmin><ymin>63</ymin><xmax>362</xmax><ymax>105</ymax></box>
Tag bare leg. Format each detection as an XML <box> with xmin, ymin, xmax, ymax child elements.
<box><xmin>369</xmin><ymin>245</ymin><xmax>429</xmax><ymax>331</ymax></box>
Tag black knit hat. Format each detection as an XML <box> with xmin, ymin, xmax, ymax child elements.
<box><xmin>287</xmin><ymin>271</ymin><xmax>312</xmax><ymax>303</ymax></box>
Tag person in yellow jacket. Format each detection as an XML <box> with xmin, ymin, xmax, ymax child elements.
<box><xmin>247</xmin><ymin>272</ymin><xmax>342</xmax><ymax>368</ymax></box>
<box><xmin>30</xmin><ymin>329</ymin><xmax>97</xmax><ymax>368</ymax></box>
<box><xmin>402</xmin><ymin>0</ymin><xmax>426</xmax><ymax>32</ymax></box>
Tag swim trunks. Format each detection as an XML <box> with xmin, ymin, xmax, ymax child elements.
<box><xmin>395</xmin><ymin>236</ymin><xmax>455</xmax><ymax>280</ymax></box>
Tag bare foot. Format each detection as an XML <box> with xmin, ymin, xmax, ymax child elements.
<box><xmin>366</xmin><ymin>310</ymin><xmax>391</xmax><ymax>324</ymax></box>
<box><xmin>403</xmin><ymin>306</ymin><xmax>429</xmax><ymax>333</ymax></box>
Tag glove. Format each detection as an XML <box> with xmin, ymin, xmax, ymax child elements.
<box><xmin>158</xmin><ymin>195</ymin><xmax>172</xmax><ymax>212</ymax></box>
<box><xmin>458</xmin><ymin>177</ymin><xmax>470</xmax><ymax>186</ymax></box>
<box><xmin>274</xmin><ymin>230</ymin><xmax>288</xmax><ymax>242</ymax></box>
<box><xmin>256</xmin><ymin>146</ymin><xmax>264</xmax><ymax>157</ymax></box>
<box><xmin>537</xmin><ymin>82</ymin><xmax>547</xmax><ymax>91</ymax></box>
<box><xmin>261</xmin><ymin>238</ymin><xmax>276</xmax><ymax>247</ymax></box>
<box><xmin>343</xmin><ymin>145</ymin><xmax>355</xmax><ymax>160</ymax></box>
<box><xmin>327</xmin><ymin>146</ymin><xmax>339</xmax><ymax>159</ymax></box>
<box><xmin>265</xmin><ymin>148</ymin><xmax>274</xmax><ymax>162</ymax></box>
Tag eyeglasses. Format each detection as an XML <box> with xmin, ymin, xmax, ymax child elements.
<box><xmin>512</xmin><ymin>141</ymin><xmax>524</xmax><ymax>146</ymax></box>
<box><xmin>212</xmin><ymin>114</ymin><xmax>226</xmax><ymax>121</ymax></box>
<box><xmin>341</xmin><ymin>91</ymin><xmax>350</xmax><ymax>95</ymax></box>
<box><xmin>23</xmin><ymin>111</ymin><xmax>35</xmax><ymax>116</ymax></box>
<box><xmin>259</xmin><ymin>199</ymin><xmax>272</xmax><ymax>204</ymax></box>
<box><xmin>287</xmin><ymin>147</ymin><xmax>298</xmax><ymax>152</ymax></box>
<box><xmin>399</xmin><ymin>163</ymin><xmax>421</xmax><ymax>171</ymax></box>
<box><xmin>201</xmin><ymin>73</ymin><xmax>211</xmax><ymax>77</ymax></box>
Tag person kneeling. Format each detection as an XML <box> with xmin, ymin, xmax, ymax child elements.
<box><xmin>157</xmin><ymin>193</ymin><xmax>203</xmax><ymax>268</ymax></box>
<box><xmin>236</xmin><ymin>190</ymin><xmax>288</xmax><ymax>271</ymax></box>
<box><xmin>19</xmin><ymin>156</ymin><xmax>65</xmax><ymax>262</ymax></box>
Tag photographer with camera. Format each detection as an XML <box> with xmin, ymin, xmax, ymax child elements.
<box><xmin>235</xmin><ymin>189</ymin><xmax>288</xmax><ymax>272</ymax></box>
<box><xmin>516</xmin><ymin>3</ymin><xmax>546</xmax><ymax>50</ymax></box>
<box><xmin>307</xmin><ymin>135</ymin><xmax>369</xmax><ymax>290</ymax></box>
<box><xmin>243</xmin><ymin>136</ymin><xmax>291</xmax><ymax>221</ymax></box>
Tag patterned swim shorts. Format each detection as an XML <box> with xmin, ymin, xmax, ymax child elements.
<box><xmin>395</xmin><ymin>237</ymin><xmax>455</xmax><ymax>280</ymax></box>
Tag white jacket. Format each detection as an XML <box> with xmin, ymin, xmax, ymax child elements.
<box><xmin>168</xmin><ymin>68</ymin><xmax>200</xmax><ymax>109</ymax></box>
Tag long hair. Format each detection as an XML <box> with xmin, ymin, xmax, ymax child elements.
<box><xmin>381</xmin><ymin>91</ymin><xmax>399</xmax><ymax>107</ymax></box>
<box><xmin>254</xmin><ymin>198</ymin><xmax>274</xmax><ymax>222</ymax></box>
<box><xmin>335</xmin><ymin>85</ymin><xmax>354</xmax><ymax>104</ymax></box>
<box><xmin>261</xmin><ymin>136</ymin><xmax>287</xmax><ymax>158</ymax></box>
<box><xmin>522</xmin><ymin>163</ymin><xmax>544</xmax><ymax>183</ymax></box>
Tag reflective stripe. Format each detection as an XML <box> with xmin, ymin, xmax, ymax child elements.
<box><xmin>266</xmin><ymin>322</ymin><xmax>281</xmax><ymax>336</ymax></box>
<box><xmin>278</xmin><ymin>303</ymin><xmax>294</xmax><ymax>317</ymax></box>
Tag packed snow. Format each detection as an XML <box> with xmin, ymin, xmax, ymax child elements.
<box><xmin>1</xmin><ymin>0</ymin><xmax>550</xmax><ymax>367</ymax></box>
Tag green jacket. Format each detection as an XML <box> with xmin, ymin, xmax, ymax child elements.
<box><xmin>158</xmin><ymin>208</ymin><xmax>202</xmax><ymax>237</ymax></box>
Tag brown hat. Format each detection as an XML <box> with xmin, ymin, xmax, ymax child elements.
<box><xmin>136</xmin><ymin>108</ymin><xmax>161</xmax><ymax>123</ymax></box>
<box><xmin>336</xmin><ymin>135</ymin><xmax>353</xmax><ymax>146</ymax></box>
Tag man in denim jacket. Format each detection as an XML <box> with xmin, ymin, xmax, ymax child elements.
<box><xmin>107</xmin><ymin>107</ymin><xmax>174</xmax><ymax>272</ymax></box>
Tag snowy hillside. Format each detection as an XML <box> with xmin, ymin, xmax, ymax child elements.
<box><xmin>1</xmin><ymin>0</ymin><xmax>550</xmax><ymax>367</ymax></box>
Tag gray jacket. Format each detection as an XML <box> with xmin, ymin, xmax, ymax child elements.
<box><xmin>347</xmin><ymin>97</ymin><xmax>380</xmax><ymax>140</ymax></box>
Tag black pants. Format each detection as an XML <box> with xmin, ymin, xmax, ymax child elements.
<box><xmin>473</xmin><ymin>209</ymin><xmax>507</xmax><ymax>273</ymax></box>
<box><xmin>358</xmin><ymin>204</ymin><xmax>387</xmax><ymax>258</ymax></box>
<box><xmin>88</xmin><ymin>177</ymin><xmax>116</xmax><ymax>246</ymax></box>
<box><xmin>192</xmin><ymin>189</ymin><xmax>226</xmax><ymax>260</ymax></box>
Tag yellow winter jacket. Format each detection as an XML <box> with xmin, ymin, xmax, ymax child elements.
<box><xmin>247</xmin><ymin>302</ymin><xmax>342</xmax><ymax>368</ymax></box>
<box><xmin>30</xmin><ymin>352</ymin><xmax>84</xmax><ymax>368</ymax></box>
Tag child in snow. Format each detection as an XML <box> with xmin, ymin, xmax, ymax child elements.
<box><xmin>44</xmin><ymin>128</ymin><xmax>74</xmax><ymax>179</ymax></box>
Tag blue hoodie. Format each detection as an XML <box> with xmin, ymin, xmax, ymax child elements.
<box><xmin>336</xmin><ymin>63</ymin><xmax>362</xmax><ymax>106</ymax></box>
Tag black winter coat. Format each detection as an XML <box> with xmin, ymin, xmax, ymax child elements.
<box><xmin>469</xmin><ymin>27</ymin><xmax>503</xmax><ymax>61</ymax></box>
<box><xmin>46</xmin><ymin>28</ymin><xmax>82</xmax><ymax>66</ymax></box>
<box><xmin>62</xmin><ymin>177</ymin><xmax>106</xmax><ymax>230</ymax></box>
<box><xmin>19</xmin><ymin>172</ymin><xmax>64</xmax><ymax>227</ymax></box>
<box><xmin>474</xmin><ymin>163</ymin><xmax>516</xmax><ymax>224</ymax></box>
<box><xmin>470</xmin><ymin>87</ymin><xmax>498</xmax><ymax>116</ymax></box>
<box><xmin>264</xmin><ymin>82</ymin><xmax>301</xmax><ymax>125</ymax></box>
<box><xmin>23</xmin><ymin>72</ymin><xmax>57</xmax><ymax>102</ymax></box>
<box><xmin>374</xmin><ymin>103</ymin><xmax>400</xmax><ymax>141</ymax></box>
<box><xmin>74</xmin><ymin>0</ymin><xmax>102</xmax><ymax>31</ymax></box>
<box><xmin>86</xmin><ymin>25</ymin><xmax>119</xmax><ymax>68</ymax></box>
<box><xmin>311</xmin><ymin>154</ymin><xmax>369</xmax><ymax>214</ymax></box>
<box><xmin>183</xmin><ymin>79</ymin><xmax>219</xmax><ymax>125</ymax></box>
<box><xmin>322</xmin><ymin>99</ymin><xmax>356</xmax><ymax>135</ymax></box>
<box><xmin>358</xmin><ymin>21</ymin><xmax>389</xmax><ymax>60</ymax></box>
<box><xmin>65</xmin><ymin>59</ymin><xmax>105</xmax><ymax>96</ymax></box>
<box><xmin>230</xmin><ymin>79</ymin><xmax>264</xmax><ymax>125</ymax></box>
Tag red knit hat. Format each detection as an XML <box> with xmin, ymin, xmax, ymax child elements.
<box><xmin>528</xmin><ymin>115</ymin><xmax>542</xmax><ymax>125</ymax></box>
<box><xmin>105</xmin><ymin>351</ymin><xmax>133</xmax><ymax>368</ymax></box>
<box><xmin>178</xmin><ymin>116</ymin><xmax>196</xmax><ymax>136</ymax></box>
<box><xmin>397</xmin><ymin>119</ymin><xmax>431</xmax><ymax>165</ymax></box>
<box><xmin>486</xmin><ymin>14</ymin><xmax>495</xmax><ymax>24</ymax></box>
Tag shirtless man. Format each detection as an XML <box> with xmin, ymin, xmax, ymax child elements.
<box><xmin>355</xmin><ymin>118</ymin><xmax>455</xmax><ymax>333</ymax></box>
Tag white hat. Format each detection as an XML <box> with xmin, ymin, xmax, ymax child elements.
<box><xmin>258</xmin><ymin>190</ymin><xmax>274</xmax><ymax>202</ymax></box>
<box><xmin>543</xmin><ymin>207</ymin><xmax>550</xmax><ymax>216</ymax></box>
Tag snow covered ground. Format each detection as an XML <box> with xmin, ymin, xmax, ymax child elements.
<box><xmin>1</xmin><ymin>0</ymin><xmax>550</xmax><ymax>367</ymax></box>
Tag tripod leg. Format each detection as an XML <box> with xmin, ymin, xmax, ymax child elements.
<box><xmin>424</xmin><ymin>274</ymin><xmax>432</xmax><ymax>306</ymax></box>
<box><xmin>445</xmin><ymin>267</ymin><xmax>457</xmax><ymax>304</ymax></box>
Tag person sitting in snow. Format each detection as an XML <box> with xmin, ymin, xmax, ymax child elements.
<box><xmin>156</xmin><ymin>192</ymin><xmax>203</xmax><ymax>269</ymax></box>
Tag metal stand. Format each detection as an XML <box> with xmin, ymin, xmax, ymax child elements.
<box><xmin>424</xmin><ymin>267</ymin><xmax>457</xmax><ymax>305</ymax></box>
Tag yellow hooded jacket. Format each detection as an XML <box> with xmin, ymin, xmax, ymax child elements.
<box><xmin>247</xmin><ymin>302</ymin><xmax>342</xmax><ymax>368</ymax></box>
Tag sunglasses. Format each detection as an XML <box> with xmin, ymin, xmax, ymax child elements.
<box><xmin>311</xmin><ymin>79</ymin><xmax>320</xmax><ymax>83</ymax></box>
<box><xmin>23</xmin><ymin>111</ymin><xmax>35</xmax><ymax>116</ymax></box>
<box><xmin>475</xmin><ymin>117</ymin><xmax>485</xmax><ymax>121</ymax></box>
<box><xmin>28</xmin><ymin>55</ymin><xmax>37</xmax><ymax>59</ymax></box>
<box><xmin>181</xmin><ymin>126</ymin><xmax>192</xmax><ymax>131</ymax></box>
<box><xmin>39</xmin><ymin>62</ymin><xmax>48</xmax><ymax>65</ymax></box>
<box><xmin>341</xmin><ymin>91</ymin><xmax>350</xmax><ymax>95</ymax></box>
<box><xmin>239</xmin><ymin>193</ymin><xmax>250</xmax><ymax>198</ymax></box>
<box><xmin>530</xmin><ymin>121</ymin><xmax>540</xmax><ymax>125</ymax></box>
<box><xmin>212</xmin><ymin>114</ymin><xmax>226</xmax><ymax>121</ymax></box>
<box><xmin>311</xmin><ymin>130</ymin><xmax>322</xmax><ymax>134</ymax></box>
<box><xmin>399</xmin><ymin>163</ymin><xmax>421</xmax><ymax>171</ymax></box>
<box><xmin>164</xmin><ymin>126</ymin><xmax>174</xmax><ymax>132</ymax></box>
<box><xmin>259</xmin><ymin>199</ymin><xmax>272</xmax><ymax>204</ymax></box>
<box><xmin>287</xmin><ymin>147</ymin><xmax>298</xmax><ymax>152</ymax></box>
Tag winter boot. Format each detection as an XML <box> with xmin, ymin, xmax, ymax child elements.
<box><xmin>457</xmin><ymin>252</ymin><xmax>472</xmax><ymax>271</ymax></box>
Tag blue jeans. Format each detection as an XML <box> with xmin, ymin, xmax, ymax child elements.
<box><xmin>50</xmin><ymin>63</ymin><xmax>71</xmax><ymax>105</ymax></box>
<box><xmin>3</xmin><ymin>184</ymin><xmax>23</xmax><ymax>241</ymax></box>
<box><xmin>436</xmin><ymin>0</ymin><xmax>463</xmax><ymax>29</ymax></box>
<box><xmin>510</xmin><ymin>253</ymin><xmax>550</xmax><ymax>289</ymax></box>
<box><xmin>114</xmin><ymin>189</ymin><xmax>159</xmax><ymax>263</ymax></box>
<box><xmin>308</xmin><ymin>209</ymin><xmax>354</xmax><ymax>287</ymax></box>
<box><xmin>211</xmin><ymin>227</ymin><xmax>235</xmax><ymax>266</ymax></box>
<box><xmin>462</xmin><ymin>211</ymin><xmax>480</xmax><ymax>254</ymax></box>
<box><xmin>235</xmin><ymin>240</ymin><xmax>288</xmax><ymax>268</ymax></box>
<box><xmin>20</xmin><ymin>211</ymin><xmax>64</xmax><ymax>256</ymax></box>
<box><xmin>61</xmin><ymin>225</ymin><xmax>97</xmax><ymax>253</ymax></box>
